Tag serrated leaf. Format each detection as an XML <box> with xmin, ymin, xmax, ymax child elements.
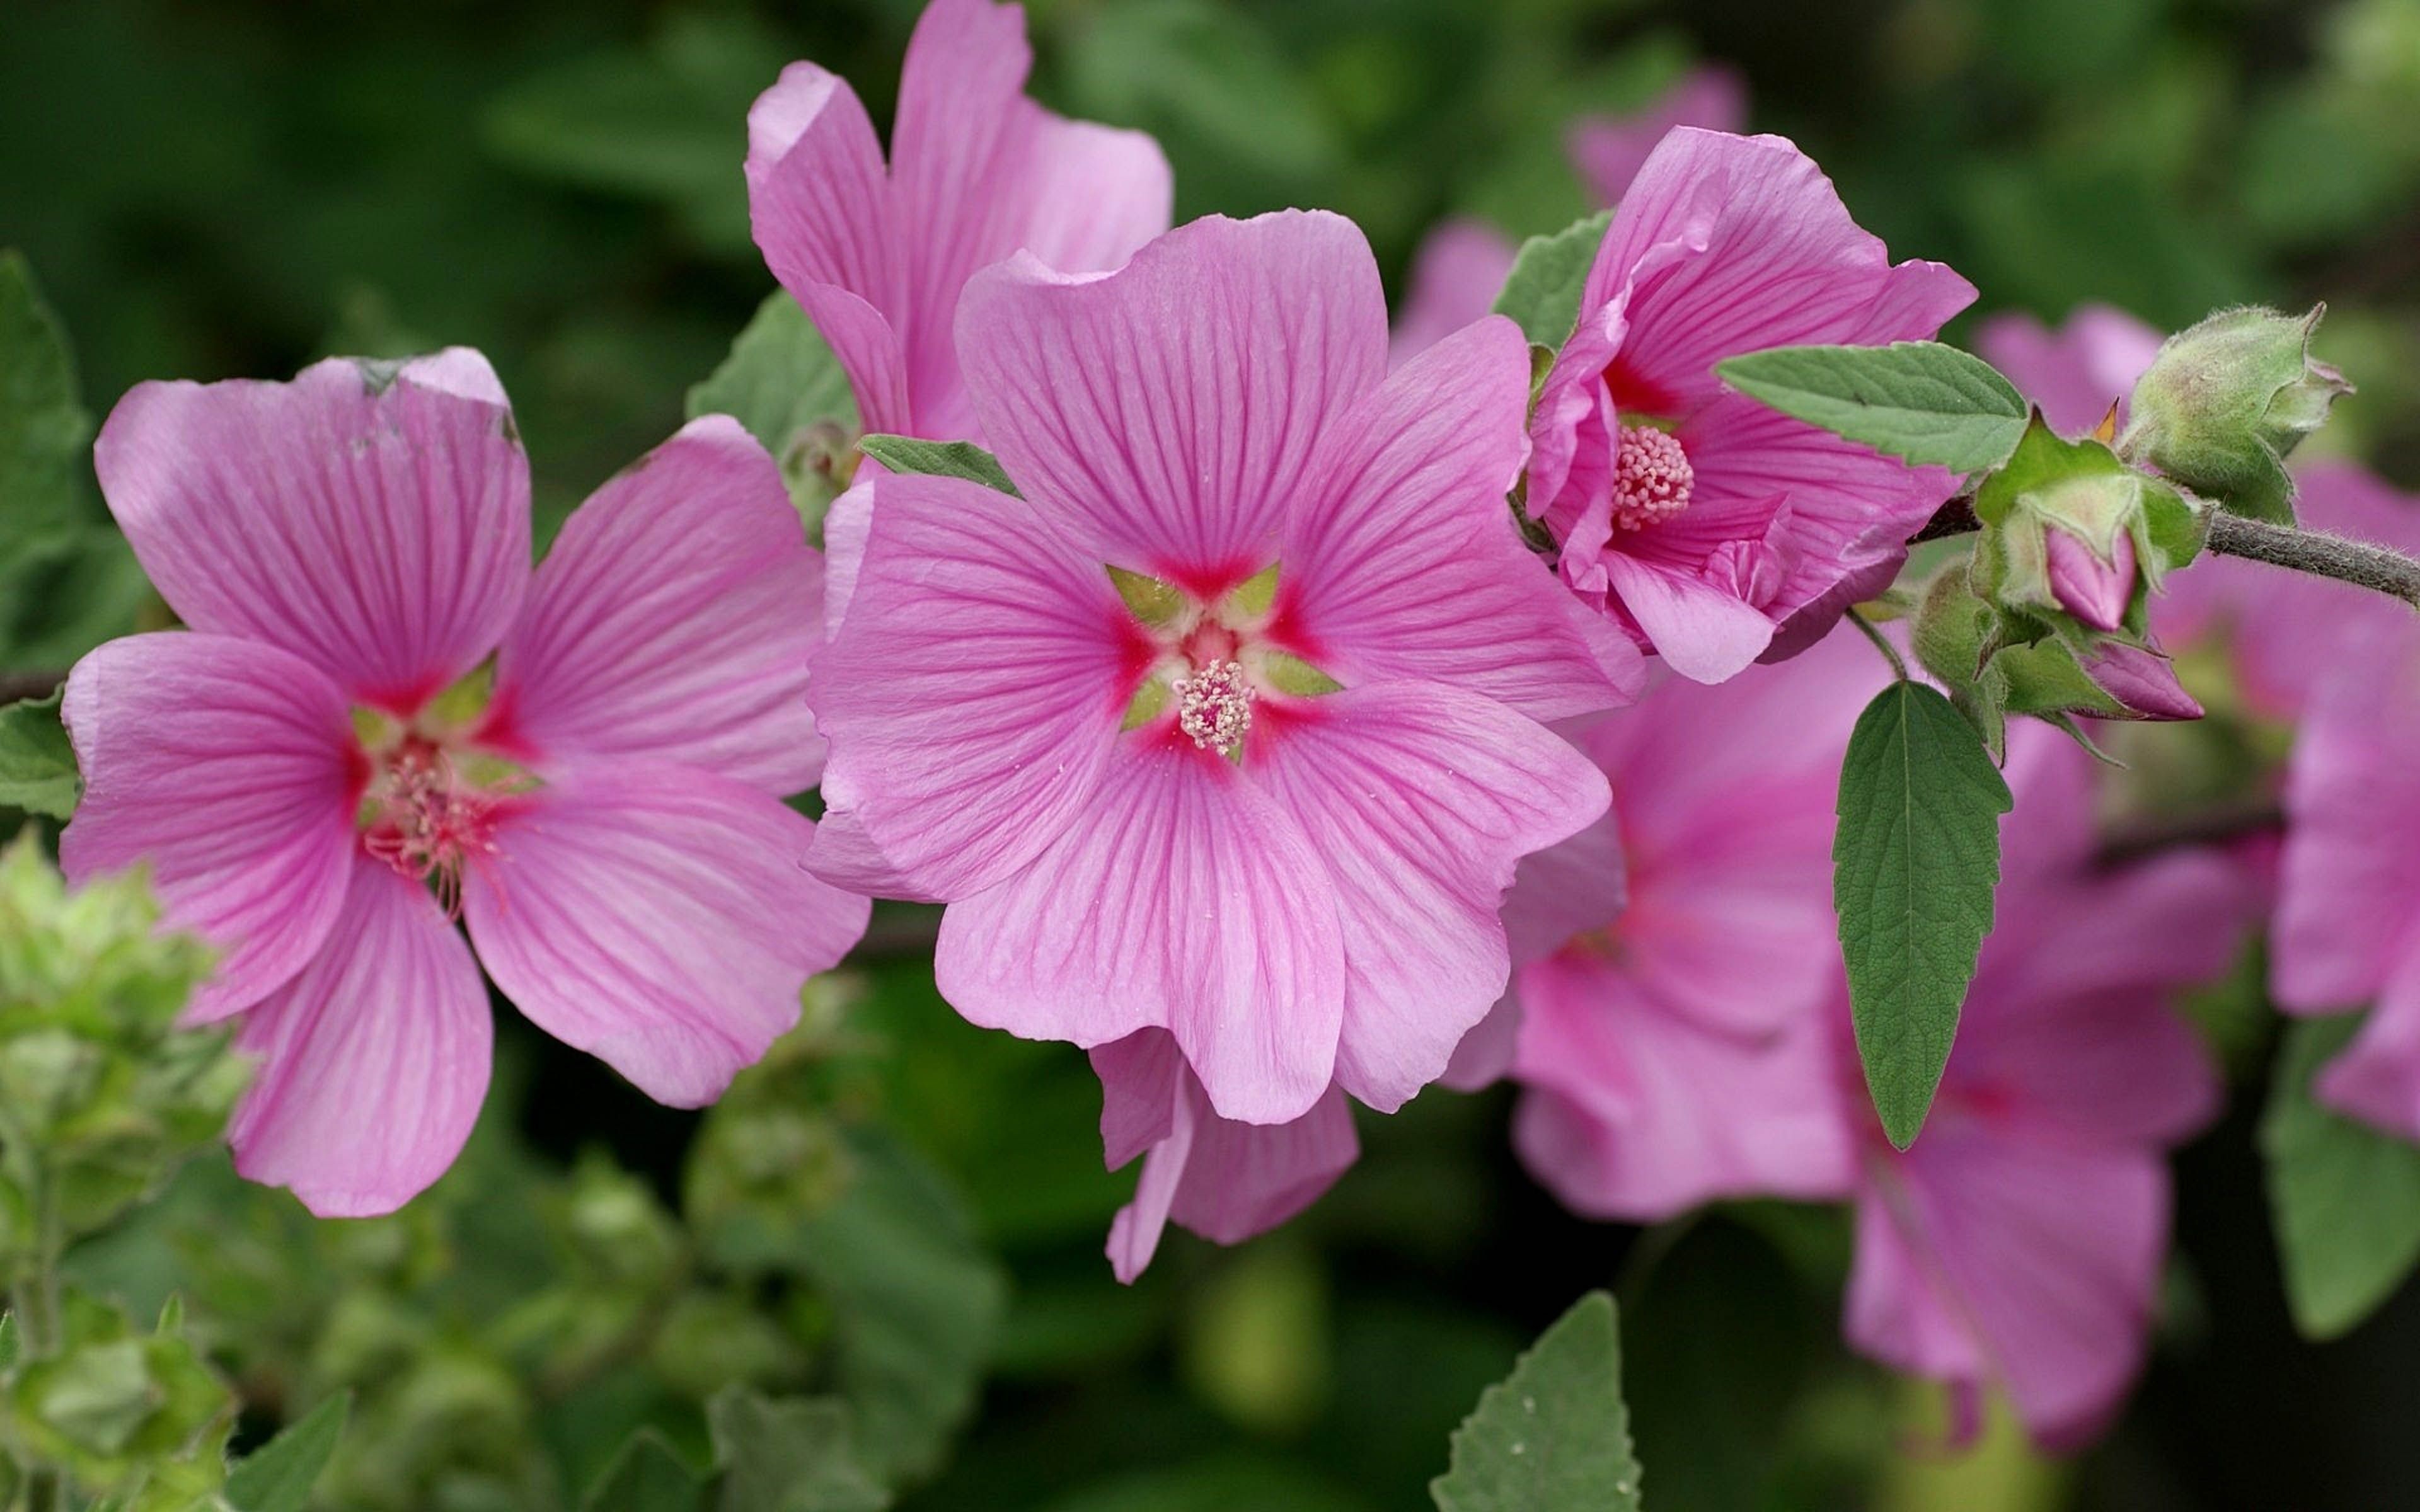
<box><xmin>1490</xmin><ymin>210</ymin><xmax>1612</xmax><ymax>349</ymax></box>
<box><xmin>583</xmin><ymin>1429</ymin><xmax>706</xmax><ymax>1512</ymax></box>
<box><xmin>1430</xmin><ymin>1292</ymin><xmax>1640</xmax><ymax>1512</ymax></box>
<box><xmin>855</xmin><ymin>437</ymin><xmax>1020</xmax><ymax>498</ymax></box>
<box><xmin>0</xmin><ymin>691</ymin><xmax>79</xmax><ymax>819</ymax></box>
<box><xmin>1833</xmin><ymin>680</ymin><xmax>2012</xmax><ymax>1148</ymax></box>
<box><xmin>226</xmin><ymin>1393</ymin><xmax>350</xmax><ymax>1512</ymax></box>
<box><xmin>2261</xmin><ymin>1015</ymin><xmax>2420</xmax><ymax>1339</ymax></box>
<box><xmin>1717</xmin><ymin>341</ymin><xmax>2031</xmax><ymax>473</ymax></box>
<box><xmin>708</xmin><ymin>1390</ymin><xmax>889</xmax><ymax>1512</ymax></box>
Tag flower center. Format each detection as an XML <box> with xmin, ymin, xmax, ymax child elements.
<box><xmin>358</xmin><ymin>739</ymin><xmax>505</xmax><ymax>914</ymax></box>
<box><xmin>1172</xmin><ymin>659</ymin><xmax>1255</xmax><ymax>756</ymax></box>
<box><xmin>1611</xmin><ymin>424</ymin><xmax>1693</xmax><ymax>530</ymax></box>
<box><xmin>1107</xmin><ymin>561</ymin><xmax>1341</xmax><ymax>762</ymax></box>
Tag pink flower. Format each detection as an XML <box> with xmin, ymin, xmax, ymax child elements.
<box><xmin>1390</xmin><ymin>219</ymin><xmax>1517</xmax><ymax>366</ymax></box>
<box><xmin>64</xmin><ymin>351</ymin><xmax>870</xmax><ymax>1217</ymax></box>
<box><xmin>746</xmin><ymin>0</ymin><xmax>1172</xmax><ymax>442</ymax></box>
<box><xmin>1569</xmin><ymin>66</ymin><xmax>1748</xmax><ymax>205</ymax></box>
<box><xmin>2273</xmin><ymin>615</ymin><xmax>2420</xmax><ymax>1137</ymax></box>
<box><xmin>1526</xmin><ymin>129</ymin><xmax>1976</xmax><ymax>684</ymax></box>
<box><xmin>1840</xmin><ymin>727</ymin><xmax>2255</xmax><ymax>1448</ymax></box>
<box><xmin>808</xmin><ymin>210</ymin><xmax>1639</xmax><ymax>1131</ymax></box>
<box><xmin>1497</xmin><ymin>627</ymin><xmax>1883</xmax><ymax>1219</ymax></box>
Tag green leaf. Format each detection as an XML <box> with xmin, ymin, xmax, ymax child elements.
<box><xmin>1430</xmin><ymin>1292</ymin><xmax>1640</xmax><ymax>1512</ymax></box>
<box><xmin>226</xmin><ymin>1393</ymin><xmax>350</xmax><ymax>1512</ymax></box>
<box><xmin>1717</xmin><ymin>341</ymin><xmax>2032</xmax><ymax>473</ymax></box>
<box><xmin>2261</xmin><ymin>1015</ymin><xmax>2420</xmax><ymax>1339</ymax></box>
<box><xmin>1490</xmin><ymin>210</ymin><xmax>1613</xmax><ymax>350</ymax></box>
<box><xmin>708</xmin><ymin>1390</ymin><xmax>889</xmax><ymax>1512</ymax></box>
<box><xmin>582</xmin><ymin>1429</ymin><xmax>706</xmax><ymax>1512</ymax></box>
<box><xmin>1833</xmin><ymin>680</ymin><xmax>2012</xmax><ymax>1148</ymax></box>
<box><xmin>686</xmin><ymin>291</ymin><xmax>860</xmax><ymax>538</ymax></box>
<box><xmin>855</xmin><ymin>437</ymin><xmax>1020</xmax><ymax>498</ymax></box>
<box><xmin>0</xmin><ymin>249</ymin><xmax>92</xmax><ymax>549</ymax></box>
<box><xmin>0</xmin><ymin>1314</ymin><xmax>17</xmax><ymax>1373</ymax></box>
<box><xmin>0</xmin><ymin>690</ymin><xmax>79</xmax><ymax>819</ymax></box>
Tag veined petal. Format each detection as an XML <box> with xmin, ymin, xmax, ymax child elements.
<box><xmin>94</xmin><ymin>351</ymin><xmax>531</xmax><ymax>710</ymax></box>
<box><xmin>809</xmin><ymin>472</ymin><xmax>1130</xmax><ymax>901</ymax></box>
<box><xmin>937</xmin><ymin>740</ymin><xmax>1348</xmax><ymax>1126</ymax></box>
<box><xmin>957</xmin><ymin>211</ymin><xmax>1388</xmax><ymax>588</ymax></box>
<box><xmin>1248</xmin><ymin>682</ymin><xmax>1610</xmax><ymax>1113</ymax></box>
<box><xmin>464</xmin><ymin>765</ymin><xmax>869</xmax><ymax>1106</ymax></box>
<box><xmin>228</xmin><ymin>856</ymin><xmax>492</xmax><ymax>1217</ymax></box>
<box><xmin>61</xmin><ymin>633</ymin><xmax>360</xmax><ymax>1023</ymax></box>
<box><xmin>1596</xmin><ymin>552</ymin><xmax>1778</xmax><ymax>684</ymax></box>
<box><xmin>488</xmin><ymin>416</ymin><xmax>827</xmax><ymax>794</ymax></box>
<box><xmin>1282</xmin><ymin>316</ymin><xmax>1641</xmax><ymax>719</ymax></box>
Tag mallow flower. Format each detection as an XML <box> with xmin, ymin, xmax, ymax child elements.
<box><xmin>808</xmin><ymin>209</ymin><xmax>1639</xmax><ymax>1133</ymax></box>
<box><xmin>1527</xmin><ymin>128</ymin><xmax>1976</xmax><ymax>684</ymax></box>
<box><xmin>64</xmin><ymin>351</ymin><xmax>870</xmax><ymax>1216</ymax></box>
<box><xmin>1569</xmin><ymin>66</ymin><xmax>1748</xmax><ymax>205</ymax></box>
<box><xmin>746</xmin><ymin>0</ymin><xmax>1173</xmax><ymax>443</ymax></box>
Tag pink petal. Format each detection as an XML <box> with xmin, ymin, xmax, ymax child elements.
<box><xmin>1249</xmin><ymin>683</ymin><xmax>1610</xmax><ymax>1113</ymax></box>
<box><xmin>1596</xmin><ymin>551</ymin><xmax>1778</xmax><ymax>683</ymax></box>
<box><xmin>1440</xmin><ymin>993</ymin><xmax>1522</xmax><ymax>1092</ymax></box>
<box><xmin>1510</xmin><ymin>953</ymin><xmax>1855</xmax><ymax>1218</ymax></box>
<box><xmin>2046</xmin><ymin>527</ymin><xmax>2135</xmax><ymax>632</ymax></box>
<box><xmin>936</xmin><ymin>739</ymin><xmax>1348</xmax><ymax>1125</ymax></box>
<box><xmin>1591</xmin><ymin>129</ymin><xmax>1974</xmax><ymax>414</ymax></box>
<box><xmin>1567</xmin><ymin>66</ymin><xmax>1749</xmax><ymax>205</ymax></box>
<box><xmin>1282</xmin><ymin>316</ymin><xmax>1642</xmax><ymax>719</ymax></box>
<box><xmin>2313</xmin><ymin>946</ymin><xmax>2420</xmax><ymax>1141</ymax></box>
<box><xmin>60</xmin><ymin>633</ymin><xmax>360</xmax><ymax>1023</ymax></box>
<box><xmin>1096</xmin><ymin>1029</ymin><xmax>1359</xmax><ymax>1283</ymax></box>
<box><xmin>464</xmin><ymin>765</ymin><xmax>870</xmax><ymax>1106</ymax></box>
<box><xmin>1014</xmin><ymin>114</ymin><xmax>1177</xmax><ymax>279</ymax></box>
<box><xmin>487</xmin><ymin>416</ymin><xmax>827</xmax><ymax>794</ymax></box>
<box><xmin>1847</xmin><ymin>1124</ymin><xmax>2170</xmax><ymax>1451</ymax></box>
<box><xmin>1390</xmin><ymin>219</ymin><xmax>1518</xmax><ymax>365</ymax></box>
<box><xmin>94</xmin><ymin>351</ymin><xmax>532</xmax><ymax>711</ymax></box>
<box><xmin>821</xmin><ymin>472</ymin><xmax>876</xmax><ymax>636</ymax></box>
<box><xmin>2073</xmin><ymin>640</ymin><xmax>2203</xmax><ymax>721</ymax></box>
<box><xmin>1974</xmin><ymin>306</ymin><xmax>2162</xmax><ymax>438</ymax></box>
<box><xmin>746</xmin><ymin>62</ymin><xmax>911</xmax><ymax>435</ymax></box>
<box><xmin>956</xmin><ymin>211</ymin><xmax>1388</xmax><ymax>588</ymax></box>
<box><xmin>807</xmin><ymin>472</ymin><xmax>1129</xmax><ymax>901</ymax></box>
<box><xmin>1501</xmin><ymin>803</ymin><xmax>1628</xmax><ymax>969</ymax></box>
<box><xmin>228</xmin><ymin>856</ymin><xmax>492</xmax><ymax>1217</ymax></box>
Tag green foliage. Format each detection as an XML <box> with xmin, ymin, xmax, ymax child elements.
<box><xmin>225</xmin><ymin>1392</ymin><xmax>350</xmax><ymax>1512</ymax></box>
<box><xmin>0</xmin><ymin>691</ymin><xmax>78</xmax><ymax>820</ymax></box>
<box><xmin>685</xmin><ymin>291</ymin><xmax>861</xmax><ymax>541</ymax></box>
<box><xmin>708</xmin><ymin>1389</ymin><xmax>888</xmax><ymax>1512</ymax></box>
<box><xmin>1715</xmin><ymin>342</ymin><xmax>2031</xmax><ymax>474</ymax></box>
<box><xmin>1490</xmin><ymin>210</ymin><xmax>1611</xmax><ymax>349</ymax></box>
<box><xmin>1430</xmin><ymin>1292</ymin><xmax>1640</xmax><ymax>1512</ymax></box>
<box><xmin>1833</xmin><ymin>680</ymin><xmax>2012</xmax><ymax>1149</ymax></box>
<box><xmin>2261</xmin><ymin>1016</ymin><xmax>2420</xmax><ymax>1340</ymax></box>
<box><xmin>583</xmin><ymin>1430</ymin><xmax>707</xmax><ymax>1512</ymax></box>
<box><xmin>855</xmin><ymin>437</ymin><xmax>1020</xmax><ymax>500</ymax></box>
<box><xmin>6</xmin><ymin>1288</ymin><xmax>234</xmax><ymax>1502</ymax></box>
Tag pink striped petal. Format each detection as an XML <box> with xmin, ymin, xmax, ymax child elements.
<box><xmin>464</xmin><ymin>765</ymin><xmax>870</xmax><ymax>1106</ymax></box>
<box><xmin>1596</xmin><ymin>552</ymin><xmax>1778</xmax><ymax>684</ymax></box>
<box><xmin>957</xmin><ymin>212</ymin><xmax>1388</xmax><ymax>588</ymax></box>
<box><xmin>61</xmin><ymin>633</ymin><xmax>360</xmax><ymax>1023</ymax></box>
<box><xmin>487</xmin><ymin>416</ymin><xmax>826</xmax><ymax>794</ymax></box>
<box><xmin>936</xmin><ymin>741</ymin><xmax>1348</xmax><ymax>1125</ymax></box>
<box><xmin>228</xmin><ymin>856</ymin><xmax>492</xmax><ymax>1217</ymax></box>
<box><xmin>1249</xmin><ymin>683</ymin><xmax>1610</xmax><ymax>1113</ymax></box>
<box><xmin>94</xmin><ymin>351</ymin><xmax>531</xmax><ymax>712</ymax></box>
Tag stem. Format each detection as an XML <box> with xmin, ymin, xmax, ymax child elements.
<box><xmin>3</xmin><ymin>1136</ymin><xmax>62</xmax><ymax>1512</ymax></box>
<box><xmin>0</xmin><ymin>673</ymin><xmax>64</xmax><ymax>707</ymax></box>
<box><xmin>1845</xmin><ymin>608</ymin><xmax>1909</xmax><ymax>680</ymax></box>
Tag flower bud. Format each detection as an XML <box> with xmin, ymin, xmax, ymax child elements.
<box><xmin>1998</xmin><ymin>637</ymin><xmax>2204</xmax><ymax>724</ymax></box>
<box><xmin>1971</xmin><ymin>415</ymin><xmax>2206</xmax><ymax>639</ymax></box>
<box><xmin>2044</xmin><ymin>525</ymin><xmax>2135</xmax><ymax>633</ymax></box>
<box><xmin>2123</xmin><ymin>304</ymin><xmax>2353</xmax><ymax>522</ymax></box>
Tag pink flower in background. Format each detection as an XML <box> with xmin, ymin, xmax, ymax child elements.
<box><xmin>2273</xmin><ymin>617</ymin><xmax>2420</xmax><ymax>1138</ymax></box>
<box><xmin>1390</xmin><ymin>219</ymin><xmax>1517</xmax><ymax>365</ymax></box>
<box><xmin>64</xmin><ymin>352</ymin><xmax>869</xmax><ymax>1217</ymax></box>
<box><xmin>1840</xmin><ymin>727</ymin><xmax>2254</xmax><ymax>1449</ymax></box>
<box><xmin>746</xmin><ymin>0</ymin><xmax>1173</xmax><ymax>442</ymax></box>
<box><xmin>1975</xmin><ymin>305</ymin><xmax>2163</xmax><ymax>438</ymax></box>
<box><xmin>809</xmin><ymin>210</ymin><xmax>1637</xmax><ymax>1132</ymax></box>
<box><xmin>1494</xmin><ymin>628</ymin><xmax>1881</xmax><ymax>1219</ymax></box>
<box><xmin>1569</xmin><ymin>66</ymin><xmax>1748</xmax><ymax>205</ymax></box>
<box><xmin>1528</xmin><ymin>129</ymin><xmax>1976</xmax><ymax>684</ymax></box>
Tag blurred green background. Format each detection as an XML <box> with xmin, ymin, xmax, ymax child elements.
<box><xmin>8</xmin><ymin>0</ymin><xmax>2420</xmax><ymax>1507</ymax></box>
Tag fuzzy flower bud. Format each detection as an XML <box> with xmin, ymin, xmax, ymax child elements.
<box><xmin>2123</xmin><ymin>304</ymin><xmax>2353</xmax><ymax>522</ymax></box>
<box><xmin>1972</xmin><ymin>416</ymin><xmax>2205</xmax><ymax>640</ymax></box>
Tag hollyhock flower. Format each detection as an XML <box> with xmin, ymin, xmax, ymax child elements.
<box><xmin>1840</xmin><ymin>726</ymin><xmax>2255</xmax><ymax>1448</ymax></box>
<box><xmin>809</xmin><ymin>210</ymin><xmax>1638</xmax><ymax>1131</ymax></box>
<box><xmin>64</xmin><ymin>351</ymin><xmax>869</xmax><ymax>1216</ymax></box>
<box><xmin>746</xmin><ymin>0</ymin><xmax>1172</xmax><ymax>443</ymax></box>
<box><xmin>1492</xmin><ymin>627</ymin><xmax>1881</xmax><ymax>1219</ymax></box>
<box><xmin>1526</xmin><ymin>129</ymin><xmax>1976</xmax><ymax>684</ymax></box>
<box><xmin>1569</xmin><ymin>66</ymin><xmax>1748</xmax><ymax>205</ymax></box>
<box><xmin>1390</xmin><ymin>219</ymin><xmax>1516</xmax><ymax>365</ymax></box>
<box><xmin>2272</xmin><ymin>617</ymin><xmax>2420</xmax><ymax>1138</ymax></box>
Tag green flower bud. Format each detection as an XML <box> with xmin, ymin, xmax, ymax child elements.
<box><xmin>5</xmin><ymin>1290</ymin><xmax>233</xmax><ymax>1498</ymax></box>
<box><xmin>1970</xmin><ymin>415</ymin><xmax>2207</xmax><ymax>641</ymax></box>
<box><xmin>2123</xmin><ymin>304</ymin><xmax>2354</xmax><ymax>522</ymax></box>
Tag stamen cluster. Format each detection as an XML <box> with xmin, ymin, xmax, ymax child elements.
<box><xmin>1172</xmin><ymin>658</ymin><xmax>1255</xmax><ymax>756</ymax></box>
<box><xmin>1611</xmin><ymin>423</ymin><xmax>1693</xmax><ymax>531</ymax></box>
